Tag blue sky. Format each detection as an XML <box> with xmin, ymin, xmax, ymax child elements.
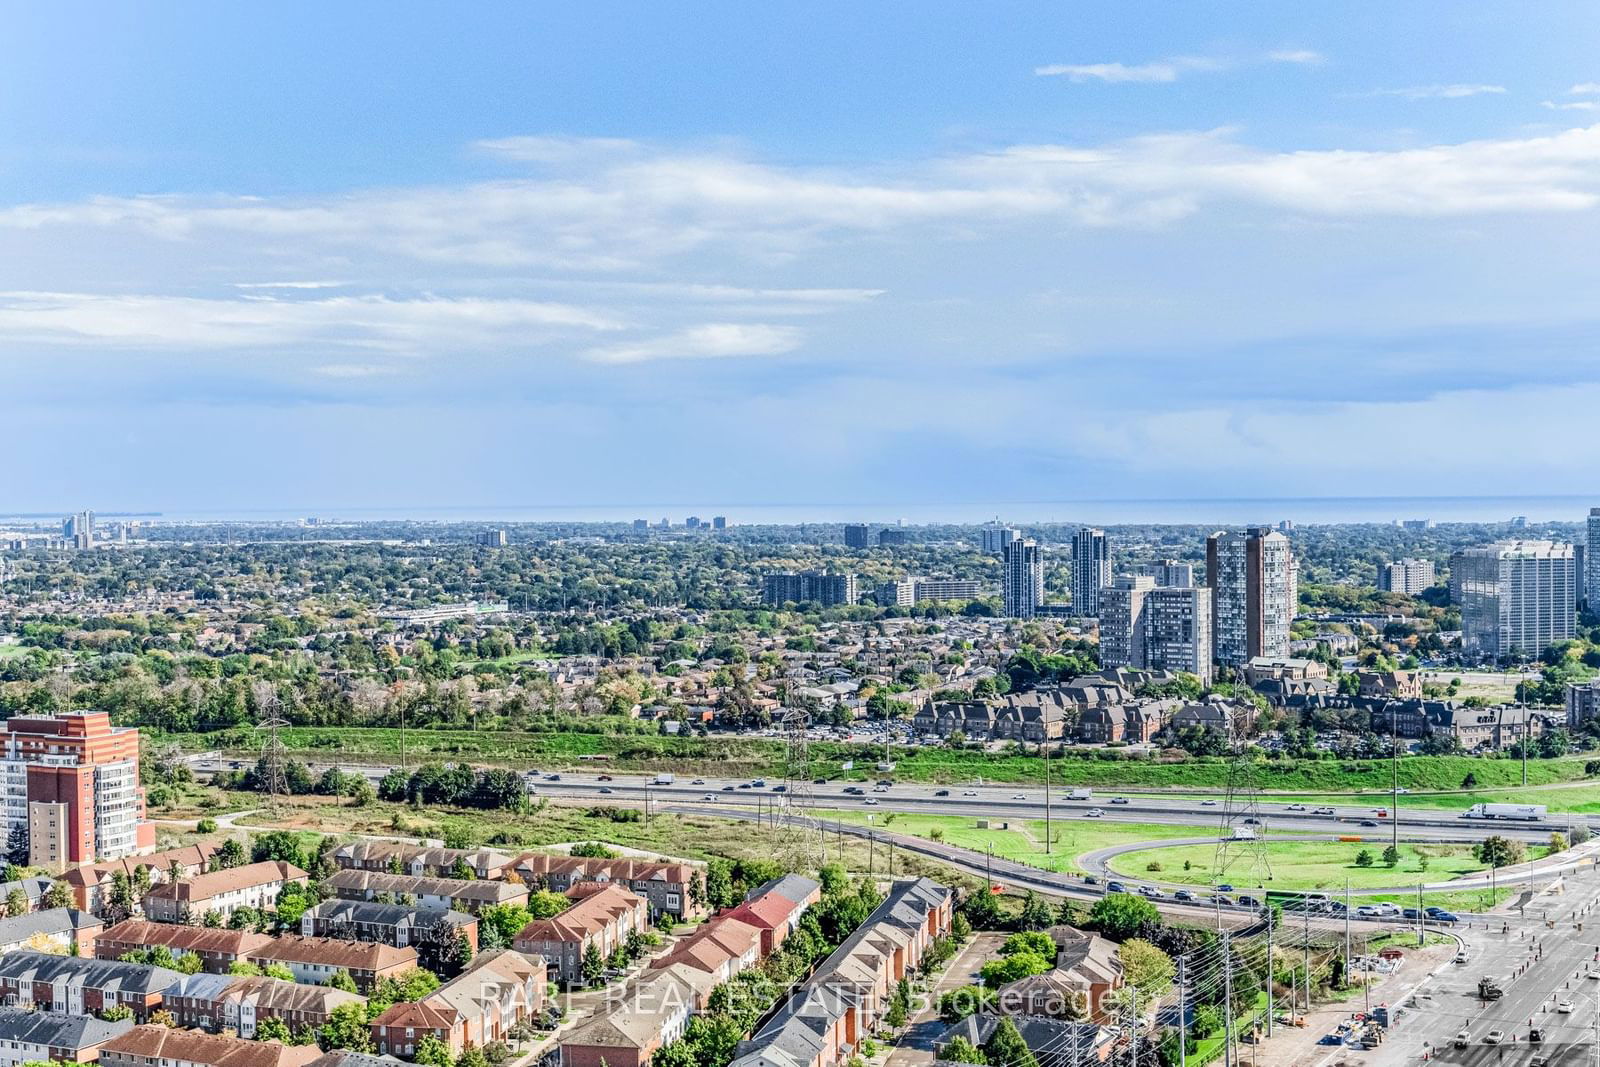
<box><xmin>4</xmin><ymin>2</ymin><xmax>1600</xmax><ymax>515</ymax></box>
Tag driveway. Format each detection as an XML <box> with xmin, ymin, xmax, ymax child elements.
<box><xmin>886</xmin><ymin>932</ymin><xmax>1006</xmax><ymax>1067</ymax></box>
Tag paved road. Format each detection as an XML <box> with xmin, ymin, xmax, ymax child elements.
<box><xmin>186</xmin><ymin>757</ymin><xmax>1586</xmax><ymax>844</ymax></box>
<box><xmin>1359</xmin><ymin>863</ymin><xmax>1600</xmax><ymax>1066</ymax></box>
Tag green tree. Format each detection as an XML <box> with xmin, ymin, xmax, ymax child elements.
<box><xmin>1016</xmin><ymin>891</ymin><xmax>1052</xmax><ymax>932</ymax></box>
<box><xmin>414</xmin><ymin>1033</ymin><xmax>454</xmax><ymax>1067</ymax></box>
<box><xmin>1475</xmin><ymin>835</ymin><xmax>1524</xmax><ymax>868</ymax></box>
<box><xmin>102</xmin><ymin>1004</ymin><xmax>133</xmax><ymax>1022</ymax></box>
<box><xmin>40</xmin><ymin>881</ymin><xmax>73</xmax><ymax>910</ymax></box>
<box><xmin>980</xmin><ymin>952</ymin><xmax>1052</xmax><ymax>988</ymax></box>
<box><xmin>1088</xmin><ymin>893</ymin><xmax>1159</xmax><ymax>941</ymax></box>
<box><xmin>527</xmin><ymin>890</ymin><xmax>569</xmax><ymax>919</ymax></box>
<box><xmin>326</xmin><ymin>970</ymin><xmax>359</xmax><ymax>994</ymax></box>
<box><xmin>254</xmin><ymin>1016</ymin><xmax>292</xmax><ymax>1043</ymax></box>
<box><xmin>941</xmin><ymin>1036</ymin><xmax>987</xmax><ymax>1065</ymax></box>
<box><xmin>1353</xmin><ymin>850</ymin><xmax>1373</xmax><ymax>868</ymax></box>
<box><xmin>1000</xmin><ymin>931</ymin><xmax>1055</xmax><ymax>958</ymax></box>
<box><xmin>885</xmin><ymin>978</ymin><xmax>912</xmax><ymax>1029</ymax></box>
<box><xmin>983</xmin><ymin>1017</ymin><xmax>1039</xmax><ymax>1067</ymax></box>
<box><xmin>216</xmin><ymin>837</ymin><xmax>247</xmax><ymax>869</ymax></box>
<box><xmin>581</xmin><ymin>942</ymin><xmax>605</xmax><ymax>987</ymax></box>
<box><xmin>1381</xmin><ymin>846</ymin><xmax>1400</xmax><ymax>869</ymax></box>
<box><xmin>1118</xmin><ymin>938</ymin><xmax>1174</xmax><ymax>1014</ymax></box>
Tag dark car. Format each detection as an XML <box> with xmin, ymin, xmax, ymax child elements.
<box><xmin>1237</xmin><ymin>895</ymin><xmax>1261</xmax><ymax>908</ymax></box>
<box><xmin>1360</xmin><ymin>819</ymin><xmax>1379</xmax><ymax>827</ymax></box>
<box><xmin>738</xmin><ymin>783</ymin><xmax>752</xmax><ymax>789</ymax></box>
<box><xmin>1084</xmin><ymin>875</ymin><xmax>1099</xmax><ymax>886</ymax></box>
<box><xmin>1430</xmin><ymin>909</ymin><xmax>1460</xmax><ymax>923</ymax></box>
<box><xmin>772</xmin><ymin>785</ymin><xmax>788</xmax><ymax>793</ymax></box>
<box><xmin>1174</xmin><ymin>889</ymin><xmax>1196</xmax><ymax>902</ymax></box>
<box><xmin>1106</xmin><ymin>881</ymin><xmax>1128</xmax><ymax>894</ymax></box>
<box><xmin>598</xmin><ymin>787</ymin><xmax>613</xmax><ymax>794</ymax></box>
<box><xmin>934</xmin><ymin>790</ymin><xmax>950</xmax><ymax>797</ymax></box>
<box><xmin>814</xmin><ymin>778</ymin><xmax>828</xmax><ymax>784</ymax></box>
<box><xmin>721</xmin><ymin>785</ymin><xmax>735</xmax><ymax>791</ymax></box>
<box><xmin>1402</xmin><ymin>907</ymin><xmax>1422</xmax><ymax>920</ymax></box>
<box><xmin>597</xmin><ymin>774</ymin><xmax>613</xmax><ymax>781</ymax></box>
<box><xmin>1217</xmin><ymin>884</ymin><xmax>1235</xmax><ymax>893</ymax></box>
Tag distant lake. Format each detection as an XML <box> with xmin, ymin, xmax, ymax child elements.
<box><xmin>63</xmin><ymin>494</ymin><xmax>1600</xmax><ymax>527</ymax></box>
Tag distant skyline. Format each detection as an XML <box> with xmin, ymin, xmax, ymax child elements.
<box><xmin>4</xmin><ymin>3</ymin><xmax>1600</xmax><ymax>510</ymax></box>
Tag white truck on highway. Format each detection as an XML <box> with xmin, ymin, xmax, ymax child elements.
<box><xmin>1230</xmin><ymin>827</ymin><xmax>1257</xmax><ymax>840</ymax></box>
<box><xmin>652</xmin><ymin>773</ymin><xmax>676</xmax><ymax>786</ymax></box>
<box><xmin>1463</xmin><ymin>803</ymin><xmax>1546</xmax><ymax>821</ymax></box>
<box><xmin>1067</xmin><ymin>788</ymin><xmax>1092</xmax><ymax>801</ymax></box>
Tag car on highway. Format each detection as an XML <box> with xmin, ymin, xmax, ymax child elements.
<box><xmin>1012</xmin><ymin>793</ymin><xmax>1027</xmax><ymax>800</ymax></box>
<box><xmin>692</xmin><ymin>778</ymin><xmax>705</xmax><ymax>784</ymax></box>
<box><xmin>963</xmin><ymin>790</ymin><xmax>978</xmax><ymax>797</ymax></box>
<box><xmin>1484</xmin><ymin>1030</ymin><xmax>1505</xmax><ymax>1045</ymax></box>
<box><xmin>598</xmin><ymin>787</ymin><xmax>613</xmax><ymax>794</ymax></box>
<box><xmin>1217</xmin><ymin>883</ymin><xmax>1235</xmax><ymax>892</ymax></box>
<box><xmin>597</xmin><ymin>774</ymin><xmax>613</xmax><ymax>781</ymax></box>
<box><xmin>722</xmin><ymin>785</ymin><xmax>735</xmax><ymax>792</ymax></box>
<box><xmin>1558</xmin><ymin>1000</ymin><xmax>1575</xmax><ymax>1013</ymax></box>
<box><xmin>546</xmin><ymin>774</ymin><xmax>561</xmax><ymax>780</ymax></box>
<box><xmin>1402</xmin><ymin>907</ymin><xmax>1421</xmax><ymax>920</ymax></box>
<box><xmin>1213</xmin><ymin>896</ymin><xmax>1234</xmax><ymax>907</ymax></box>
<box><xmin>1359</xmin><ymin>820</ymin><xmax>1379</xmax><ymax>827</ymax></box>
<box><xmin>1286</xmin><ymin>803</ymin><xmax>1306</xmax><ymax>811</ymax></box>
<box><xmin>934</xmin><ymin>790</ymin><xmax>950</xmax><ymax>797</ymax></box>
<box><xmin>1453</xmin><ymin>1031</ymin><xmax>1469</xmax><ymax>1049</ymax></box>
<box><xmin>1200</xmin><ymin>798</ymin><xmax>1217</xmax><ymax>806</ymax></box>
<box><xmin>1313</xmin><ymin>806</ymin><xmax>1335</xmax><ymax>815</ymax></box>
<box><xmin>1138</xmin><ymin>885</ymin><xmax>1162</xmax><ymax>898</ymax></box>
<box><xmin>1084</xmin><ymin>808</ymin><xmax>1104</xmax><ymax>818</ymax></box>
<box><xmin>1453</xmin><ymin>950</ymin><xmax>1469</xmax><ymax>964</ymax></box>
<box><xmin>863</xmin><ymin>798</ymin><xmax>878</xmax><ymax>805</ymax></box>
<box><xmin>1588</xmin><ymin>971</ymin><xmax>1600</xmax><ymax>981</ymax></box>
<box><xmin>1355</xmin><ymin>905</ymin><xmax>1380</xmax><ymax>918</ymax></box>
<box><xmin>1174</xmin><ymin>890</ymin><xmax>1196</xmax><ymax>902</ymax></box>
<box><xmin>773</xmin><ymin>785</ymin><xmax>788</xmax><ymax>793</ymax></box>
<box><xmin>738</xmin><ymin>783</ymin><xmax>752</xmax><ymax>789</ymax></box>
<box><xmin>1106</xmin><ymin>881</ymin><xmax>1128</xmax><ymax>893</ymax></box>
<box><xmin>1110</xmin><ymin>797</ymin><xmax>1130</xmax><ymax>805</ymax></box>
<box><xmin>1242</xmin><ymin>817</ymin><xmax>1260</xmax><ymax>825</ymax></box>
<box><xmin>1237</xmin><ymin>895</ymin><xmax>1261</xmax><ymax>908</ymax></box>
<box><xmin>702</xmin><ymin>793</ymin><xmax>716</xmax><ymax>801</ymax></box>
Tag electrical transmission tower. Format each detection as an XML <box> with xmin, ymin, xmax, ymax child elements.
<box><xmin>253</xmin><ymin>682</ymin><xmax>290</xmax><ymax>810</ymax></box>
<box><xmin>777</xmin><ymin>674</ymin><xmax>824</xmax><ymax>872</ymax></box>
<box><xmin>1213</xmin><ymin>710</ymin><xmax>1272</xmax><ymax>889</ymax></box>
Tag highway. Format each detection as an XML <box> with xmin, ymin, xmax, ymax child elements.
<box><xmin>186</xmin><ymin>757</ymin><xmax>1581</xmax><ymax>845</ymax></box>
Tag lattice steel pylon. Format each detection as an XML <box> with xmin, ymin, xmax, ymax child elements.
<box><xmin>253</xmin><ymin>682</ymin><xmax>290</xmax><ymax>811</ymax></box>
<box><xmin>777</xmin><ymin>676</ymin><xmax>825</xmax><ymax>873</ymax></box>
<box><xmin>1213</xmin><ymin>711</ymin><xmax>1273</xmax><ymax>889</ymax></box>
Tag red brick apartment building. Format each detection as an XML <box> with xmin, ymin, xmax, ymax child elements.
<box><xmin>0</xmin><ymin>711</ymin><xmax>157</xmax><ymax>871</ymax></box>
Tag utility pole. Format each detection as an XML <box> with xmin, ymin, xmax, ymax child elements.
<box><xmin>1343</xmin><ymin>879</ymin><xmax>1351</xmax><ymax>985</ymax></box>
<box><xmin>1177</xmin><ymin>955</ymin><xmax>1188</xmax><ymax>1067</ymax></box>
<box><xmin>869</xmin><ymin>832</ymin><xmax>875</xmax><ymax>878</ymax></box>
<box><xmin>1264</xmin><ymin>905</ymin><xmax>1273</xmax><ymax>1038</ymax></box>
<box><xmin>888</xmin><ymin>840</ymin><xmax>895</xmax><ymax>877</ymax></box>
<box><xmin>1391</xmin><ymin>724</ymin><xmax>1400</xmax><ymax>856</ymax></box>
<box><xmin>1222</xmin><ymin>932</ymin><xmax>1234</xmax><ymax>1067</ymax></box>
<box><xmin>1044</xmin><ymin>739</ymin><xmax>1052</xmax><ymax>855</ymax></box>
<box><xmin>1303</xmin><ymin>899</ymin><xmax>1312</xmax><ymax>1013</ymax></box>
<box><xmin>1416</xmin><ymin>882</ymin><xmax>1425</xmax><ymax>948</ymax></box>
<box><xmin>1362</xmin><ymin>932</ymin><xmax>1371</xmax><ymax>1017</ymax></box>
<box><xmin>986</xmin><ymin>843</ymin><xmax>993</xmax><ymax>889</ymax></box>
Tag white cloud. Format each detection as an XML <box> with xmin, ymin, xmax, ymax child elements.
<box><xmin>472</xmin><ymin>135</ymin><xmax>641</xmax><ymax>163</ymax></box>
<box><xmin>0</xmin><ymin>291</ymin><xmax>621</xmax><ymax>351</ymax></box>
<box><xmin>1034</xmin><ymin>56</ymin><xmax>1223</xmax><ymax>83</ymax></box>
<box><xmin>1569</xmin><ymin>83</ymin><xmax>1600</xmax><ymax>95</ymax></box>
<box><xmin>1357</xmin><ymin>83</ymin><xmax>1507</xmax><ymax>100</ymax></box>
<box><xmin>233</xmin><ymin>280</ymin><xmax>348</xmax><ymax>290</ymax></box>
<box><xmin>1544</xmin><ymin>100</ymin><xmax>1600</xmax><ymax>112</ymax></box>
<box><xmin>1268</xmin><ymin>49</ymin><xmax>1323</xmax><ymax>65</ymax></box>
<box><xmin>582</xmin><ymin>323</ymin><xmax>803</xmax><ymax>364</ymax></box>
<box><xmin>313</xmin><ymin>363</ymin><xmax>397</xmax><ymax>378</ymax></box>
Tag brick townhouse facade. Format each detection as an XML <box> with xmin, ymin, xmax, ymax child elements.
<box><xmin>370</xmin><ymin>949</ymin><xmax>546</xmax><ymax>1058</ymax></box>
<box><xmin>512</xmin><ymin>883</ymin><xmax>648</xmax><ymax>986</ymax></box>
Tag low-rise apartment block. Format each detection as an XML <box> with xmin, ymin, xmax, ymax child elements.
<box><xmin>370</xmin><ymin>949</ymin><xmax>546</xmax><ymax>1059</ymax></box>
<box><xmin>331</xmin><ymin>841</ymin><xmax>513</xmax><ymax>880</ymax></box>
<box><xmin>96</xmin><ymin>920</ymin><xmax>274</xmax><ymax>974</ymax></box>
<box><xmin>509</xmin><ymin>853</ymin><xmax>704</xmax><ymax>921</ymax></box>
<box><xmin>0</xmin><ymin>907</ymin><xmax>102</xmax><ymax>955</ymax></box>
<box><xmin>0</xmin><ymin>951</ymin><xmax>181</xmax><ymax>1021</ymax></box>
<box><xmin>0</xmin><ymin>1007</ymin><xmax>132</xmax><ymax>1066</ymax></box>
<box><xmin>513</xmin><ymin>883</ymin><xmax>649</xmax><ymax>985</ymax></box>
<box><xmin>142</xmin><ymin>860</ymin><xmax>308</xmax><ymax>924</ymax></box>
<box><xmin>322</xmin><ymin>868</ymin><xmax>528</xmax><ymax>915</ymax></box>
<box><xmin>300</xmin><ymin>898</ymin><xmax>480</xmax><ymax>953</ymax></box>
<box><xmin>730</xmin><ymin>878</ymin><xmax>953</xmax><ymax>1067</ymax></box>
<box><xmin>98</xmin><ymin>1025</ymin><xmax>323</xmax><ymax>1067</ymax></box>
<box><xmin>245</xmin><ymin>934</ymin><xmax>419</xmax><ymax>992</ymax></box>
<box><xmin>164</xmin><ymin>973</ymin><xmax>365</xmax><ymax>1038</ymax></box>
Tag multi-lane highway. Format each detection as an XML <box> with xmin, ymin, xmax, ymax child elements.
<box><xmin>185</xmin><ymin>756</ymin><xmax>1582</xmax><ymax>846</ymax></box>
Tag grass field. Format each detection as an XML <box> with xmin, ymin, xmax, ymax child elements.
<box><xmin>1106</xmin><ymin>839</ymin><xmax>1491</xmax><ymax>890</ymax></box>
<box><xmin>155</xmin><ymin>725</ymin><xmax>1600</xmax><ymax>796</ymax></box>
<box><xmin>817</xmin><ymin>810</ymin><xmax>1210</xmax><ymax>873</ymax></box>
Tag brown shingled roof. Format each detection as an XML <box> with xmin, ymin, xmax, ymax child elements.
<box><xmin>99</xmin><ymin>1025</ymin><xmax>322</xmax><ymax>1066</ymax></box>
